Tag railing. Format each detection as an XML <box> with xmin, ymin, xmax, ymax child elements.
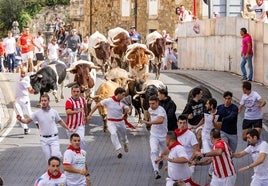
<box><xmin>175</xmin><ymin>17</ymin><xmax>268</xmax><ymax>86</ymax></box>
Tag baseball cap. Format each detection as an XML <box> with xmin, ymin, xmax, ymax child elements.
<box><xmin>71</xmin><ymin>29</ymin><xmax>77</xmax><ymax>32</ymax></box>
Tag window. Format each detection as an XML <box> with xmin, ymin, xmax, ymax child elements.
<box><xmin>149</xmin><ymin>0</ymin><xmax>158</xmax><ymax>16</ymax></box>
<box><xmin>122</xmin><ymin>0</ymin><xmax>131</xmax><ymax>17</ymax></box>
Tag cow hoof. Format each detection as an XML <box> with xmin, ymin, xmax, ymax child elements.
<box><xmin>103</xmin><ymin>125</ymin><xmax>108</xmax><ymax>132</ymax></box>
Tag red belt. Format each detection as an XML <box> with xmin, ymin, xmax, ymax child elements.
<box><xmin>107</xmin><ymin>118</ymin><xmax>136</xmax><ymax>129</ymax></box>
<box><xmin>183</xmin><ymin>178</ymin><xmax>200</xmax><ymax>186</ymax></box>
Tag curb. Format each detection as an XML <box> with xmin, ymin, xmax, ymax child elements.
<box><xmin>0</xmin><ymin>88</ymin><xmax>10</xmax><ymax>133</ymax></box>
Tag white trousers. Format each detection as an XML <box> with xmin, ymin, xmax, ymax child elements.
<box><xmin>40</xmin><ymin>135</ymin><xmax>62</xmax><ymax>161</ymax></box>
<box><xmin>14</xmin><ymin>97</ymin><xmax>33</xmax><ymax>129</ymax></box>
<box><xmin>150</xmin><ymin>135</ymin><xmax>166</xmax><ymax>172</ymax></box>
<box><xmin>210</xmin><ymin>173</ymin><xmax>236</xmax><ymax>186</ymax></box>
<box><xmin>107</xmin><ymin>120</ymin><xmax>128</xmax><ymax>151</ymax></box>
<box><xmin>66</xmin><ymin>125</ymin><xmax>86</xmax><ymax>151</ymax></box>
<box><xmin>251</xmin><ymin>175</ymin><xmax>268</xmax><ymax>186</ymax></box>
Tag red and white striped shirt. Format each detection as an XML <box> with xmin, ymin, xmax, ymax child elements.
<box><xmin>65</xmin><ymin>97</ymin><xmax>86</xmax><ymax>129</ymax></box>
<box><xmin>212</xmin><ymin>139</ymin><xmax>236</xmax><ymax>178</ymax></box>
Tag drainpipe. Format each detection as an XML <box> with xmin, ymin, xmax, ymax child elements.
<box><xmin>193</xmin><ymin>0</ymin><xmax>197</xmax><ymax>16</ymax></box>
<box><xmin>89</xmin><ymin>0</ymin><xmax>92</xmax><ymax>35</ymax></box>
<box><xmin>134</xmin><ymin>0</ymin><xmax>137</xmax><ymax>30</ymax></box>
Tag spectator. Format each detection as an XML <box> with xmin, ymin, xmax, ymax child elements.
<box><xmin>192</xmin><ymin>16</ymin><xmax>200</xmax><ymax>34</ymax></box>
<box><xmin>34</xmin><ymin>31</ymin><xmax>45</xmax><ymax>71</ymax></box>
<box><xmin>14</xmin><ymin>66</ymin><xmax>35</xmax><ymax>135</ymax></box>
<box><xmin>3</xmin><ymin>31</ymin><xmax>16</xmax><ymax>73</ymax></box>
<box><xmin>63</xmin><ymin>133</ymin><xmax>90</xmax><ymax>186</ymax></box>
<box><xmin>246</xmin><ymin>0</ymin><xmax>268</xmax><ymax>23</ymax></box>
<box><xmin>129</xmin><ymin>26</ymin><xmax>141</xmax><ymax>43</ymax></box>
<box><xmin>238</xmin><ymin>81</ymin><xmax>266</xmax><ymax>141</ymax></box>
<box><xmin>0</xmin><ymin>39</ymin><xmax>5</xmax><ymax>72</ymax></box>
<box><xmin>47</xmin><ymin>38</ymin><xmax>59</xmax><ymax>62</ymax></box>
<box><xmin>240</xmin><ymin>27</ymin><xmax>253</xmax><ymax>81</ymax></box>
<box><xmin>34</xmin><ymin>156</ymin><xmax>67</xmax><ymax>186</ymax></box>
<box><xmin>141</xmin><ymin>95</ymin><xmax>168</xmax><ymax>179</ymax></box>
<box><xmin>192</xmin><ymin>129</ymin><xmax>236</xmax><ymax>186</ymax></box>
<box><xmin>18</xmin><ymin>27</ymin><xmax>40</xmax><ymax>73</ymax></box>
<box><xmin>232</xmin><ymin>129</ymin><xmax>268</xmax><ymax>186</ymax></box>
<box><xmin>79</xmin><ymin>36</ymin><xmax>89</xmax><ymax>60</ymax></box>
<box><xmin>64</xmin><ymin>29</ymin><xmax>81</xmax><ymax>66</ymax></box>
<box><xmin>17</xmin><ymin>93</ymin><xmax>72</xmax><ymax>161</ymax></box>
<box><xmin>178</xmin><ymin>5</ymin><xmax>192</xmax><ymax>22</ymax></box>
<box><xmin>216</xmin><ymin>91</ymin><xmax>238</xmax><ymax>153</ymax></box>
<box><xmin>158</xmin><ymin>88</ymin><xmax>177</xmax><ymax>131</ymax></box>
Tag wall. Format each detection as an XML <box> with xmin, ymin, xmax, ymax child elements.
<box><xmin>175</xmin><ymin>17</ymin><xmax>268</xmax><ymax>85</ymax></box>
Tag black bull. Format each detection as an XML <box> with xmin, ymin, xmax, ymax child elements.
<box><xmin>30</xmin><ymin>62</ymin><xmax>67</xmax><ymax>103</ymax></box>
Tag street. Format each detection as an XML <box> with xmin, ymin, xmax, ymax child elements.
<box><xmin>0</xmin><ymin>71</ymin><xmax>266</xmax><ymax>186</ymax></box>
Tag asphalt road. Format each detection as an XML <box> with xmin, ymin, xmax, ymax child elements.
<box><xmin>0</xmin><ymin>71</ymin><xmax>266</xmax><ymax>186</ymax></box>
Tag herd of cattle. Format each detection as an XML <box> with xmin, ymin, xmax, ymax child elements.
<box><xmin>28</xmin><ymin>27</ymin><xmax>212</xmax><ymax>131</ymax></box>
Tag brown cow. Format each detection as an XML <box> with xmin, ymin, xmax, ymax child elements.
<box><xmin>146</xmin><ymin>31</ymin><xmax>166</xmax><ymax>80</ymax></box>
<box><xmin>89</xmin><ymin>31</ymin><xmax>111</xmax><ymax>75</ymax></box>
<box><xmin>125</xmin><ymin>43</ymin><xmax>155</xmax><ymax>78</ymax></box>
<box><xmin>108</xmin><ymin>27</ymin><xmax>131</xmax><ymax>70</ymax></box>
<box><xmin>67</xmin><ymin>60</ymin><xmax>100</xmax><ymax>113</ymax></box>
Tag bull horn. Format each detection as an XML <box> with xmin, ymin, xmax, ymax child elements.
<box><xmin>135</xmin><ymin>90</ymin><xmax>146</xmax><ymax>95</ymax></box>
<box><xmin>37</xmin><ymin>74</ymin><xmax>43</xmax><ymax>78</ymax></box>
<box><xmin>146</xmin><ymin>49</ymin><xmax>155</xmax><ymax>60</ymax></box>
<box><xmin>93</xmin><ymin>44</ymin><xmax>100</xmax><ymax>49</ymax></box>
<box><xmin>125</xmin><ymin>48</ymin><xmax>134</xmax><ymax>61</ymax></box>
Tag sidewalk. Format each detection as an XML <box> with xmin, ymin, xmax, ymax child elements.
<box><xmin>163</xmin><ymin>69</ymin><xmax>268</xmax><ymax>123</ymax></box>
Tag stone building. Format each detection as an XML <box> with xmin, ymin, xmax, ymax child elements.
<box><xmin>69</xmin><ymin>0</ymin><xmax>201</xmax><ymax>39</ymax></box>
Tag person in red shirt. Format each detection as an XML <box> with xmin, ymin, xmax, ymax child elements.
<box><xmin>0</xmin><ymin>39</ymin><xmax>5</xmax><ymax>72</ymax></box>
<box><xmin>240</xmin><ymin>27</ymin><xmax>253</xmax><ymax>81</ymax></box>
<box><xmin>18</xmin><ymin>27</ymin><xmax>40</xmax><ymax>72</ymax></box>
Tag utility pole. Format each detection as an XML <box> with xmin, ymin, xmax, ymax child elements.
<box><xmin>134</xmin><ymin>0</ymin><xmax>137</xmax><ymax>30</ymax></box>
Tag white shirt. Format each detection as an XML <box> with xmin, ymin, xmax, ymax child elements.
<box><xmin>244</xmin><ymin>140</ymin><xmax>268</xmax><ymax>179</ymax></box>
<box><xmin>101</xmin><ymin>97</ymin><xmax>128</xmax><ymax>119</ymax></box>
<box><xmin>252</xmin><ymin>2</ymin><xmax>268</xmax><ymax>23</ymax></box>
<box><xmin>202</xmin><ymin>111</ymin><xmax>220</xmax><ymax>139</ymax></box>
<box><xmin>240</xmin><ymin>91</ymin><xmax>263</xmax><ymax>120</ymax></box>
<box><xmin>48</xmin><ymin>43</ymin><xmax>59</xmax><ymax>60</ymax></box>
<box><xmin>3</xmin><ymin>37</ymin><xmax>16</xmax><ymax>54</ymax></box>
<box><xmin>167</xmin><ymin>144</ymin><xmax>191</xmax><ymax>180</ymax></box>
<box><xmin>34</xmin><ymin>171</ymin><xmax>67</xmax><ymax>186</ymax></box>
<box><xmin>149</xmin><ymin>106</ymin><xmax>168</xmax><ymax>138</ymax></box>
<box><xmin>34</xmin><ymin>36</ymin><xmax>44</xmax><ymax>53</ymax></box>
<box><xmin>15</xmin><ymin>75</ymin><xmax>31</xmax><ymax>99</ymax></box>
<box><xmin>31</xmin><ymin>108</ymin><xmax>62</xmax><ymax>136</ymax></box>
<box><xmin>63</xmin><ymin>149</ymin><xmax>87</xmax><ymax>186</ymax></box>
<box><xmin>177</xmin><ymin>130</ymin><xmax>198</xmax><ymax>159</ymax></box>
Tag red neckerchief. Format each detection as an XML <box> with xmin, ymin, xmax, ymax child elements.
<box><xmin>242</xmin><ymin>33</ymin><xmax>250</xmax><ymax>38</ymax></box>
<box><xmin>111</xmin><ymin>96</ymin><xmax>120</xmax><ymax>102</ymax></box>
<box><xmin>174</xmin><ymin>128</ymin><xmax>188</xmax><ymax>137</ymax></box>
<box><xmin>67</xmin><ymin>145</ymin><xmax>81</xmax><ymax>154</ymax></box>
<box><xmin>168</xmin><ymin>141</ymin><xmax>182</xmax><ymax>150</ymax></box>
<box><xmin>47</xmin><ymin>170</ymin><xmax>62</xmax><ymax>180</ymax></box>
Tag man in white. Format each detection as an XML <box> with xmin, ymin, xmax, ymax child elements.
<box><xmin>141</xmin><ymin>95</ymin><xmax>168</xmax><ymax>179</ymax></box>
<box><xmin>232</xmin><ymin>129</ymin><xmax>268</xmax><ymax>186</ymax></box>
<box><xmin>88</xmin><ymin>87</ymin><xmax>130</xmax><ymax>158</ymax></box>
<box><xmin>202</xmin><ymin>98</ymin><xmax>221</xmax><ymax>154</ymax></box>
<box><xmin>17</xmin><ymin>94</ymin><xmax>72</xmax><ymax>161</ymax></box>
<box><xmin>239</xmin><ymin>81</ymin><xmax>266</xmax><ymax>141</ymax></box>
<box><xmin>247</xmin><ymin>0</ymin><xmax>268</xmax><ymax>23</ymax></box>
<box><xmin>34</xmin><ymin>31</ymin><xmax>45</xmax><ymax>71</ymax></box>
<box><xmin>14</xmin><ymin>66</ymin><xmax>35</xmax><ymax>135</ymax></box>
<box><xmin>34</xmin><ymin>156</ymin><xmax>67</xmax><ymax>186</ymax></box>
<box><xmin>47</xmin><ymin>38</ymin><xmax>59</xmax><ymax>62</ymax></box>
<box><xmin>3</xmin><ymin>31</ymin><xmax>17</xmax><ymax>73</ymax></box>
<box><xmin>63</xmin><ymin>133</ymin><xmax>90</xmax><ymax>186</ymax></box>
<box><xmin>162</xmin><ymin>131</ymin><xmax>196</xmax><ymax>186</ymax></box>
<box><xmin>174</xmin><ymin>115</ymin><xmax>200</xmax><ymax>174</ymax></box>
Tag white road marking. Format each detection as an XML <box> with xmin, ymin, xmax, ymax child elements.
<box><xmin>0</xmin><ymin>111</ymin><xmax>16</xmax><ymax>143</ymax></box>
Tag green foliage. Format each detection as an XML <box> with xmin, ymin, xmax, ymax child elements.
<box><xmin>17</xmin><ymin>10</ymin><xmax>32</xmax><ymax>29</ymax></box>
<box><xmin>25</xmin><ymin>3</ymin><xmax>43</xmax><ymax>17</ymax></box>
<box><xmin>45</xmin><ymin>0</ymin><xmax>70</xmax><ymax>6</ymax></box>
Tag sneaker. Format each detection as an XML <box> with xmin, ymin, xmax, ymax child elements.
<box><xmin>158</xmin><ymin>160</ymin><xmax>164</xmax><ymax>170</ymax></box>
<box><xmin>123</xmin><ymin>143</ymin><xmax>128</xmax><ymax>153</ymax></box>
<box><xmin>248</xmin><ymin>79</ymin><xmax>252</xmax><ymax>82</ymax></box>
<box><xmin>154</xmin><ymin>171</ymin><xmax>161</xmax><ymax>179</ymax></box>
<box><xmin>116</xmin><ymin>149</ymin><xmax>122</xmax><ymax>159</ymax></box>
<box><xmin>241</xmin><ymin>77</ymin><xmax>247</xmax><ymax>81</ymax></box>
<box><xmin>24</xmin><ymin>128</ymin><xmax>30</xmax><ymax>135</ymax></box>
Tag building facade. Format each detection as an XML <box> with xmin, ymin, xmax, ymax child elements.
<box><xmin>69</xmin><ymin>0</ymin><xmax>200</xmax><ymax>39</ymax></box>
